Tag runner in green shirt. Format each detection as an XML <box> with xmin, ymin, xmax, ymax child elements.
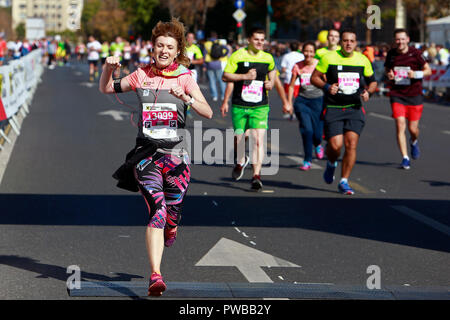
<box><xmin>222</xmin><ymin>27</ymin><xmax>276</xmax><ymax>192</ymax></box>
<box><xmin>186</xmin><ymin>32</ymin><xmax>204</xmax><ymax>83</ymax></box>
<box><xmin>311</xmin><ymin>29</ymin><xmax>377</xmax><ymax>195</ymax></box>
<box><xmin>315</xmin><ymin>28</ymin><xmax>341</xmax><ymax>60</ymax></box>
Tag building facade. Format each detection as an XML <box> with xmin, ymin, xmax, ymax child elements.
<box><xmin>0</xmin><ymin>0</ymin><xmax>12</xmax><ymax>7</ymax></box>
<box><xmin>12</xmin><ymin>0</ymin><xmax>83</xmax><ymax>32</ymax></box>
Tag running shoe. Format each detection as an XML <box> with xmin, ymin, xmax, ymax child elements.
<box><xmin>250</xmin><ymin>175</ymin><xmax>263</xmax><ymax>192</ymax></box>
<box><xmin>315</xmin><ymin>145</ymin><xmax>324</xmax><ymax>160</ymax></box>
<box><xmin>410</xmin><ymin>141</ymin><xmax>420</xmax><ymax>160</ymax></box>
<box><xmin>232</xmin><ymin>155</ymin><xmax>249</xmax><ymax>181</ymax></box>
<box><xmin>401</xmin><ymin>157</ymin><xmax>411</xmax><ymax>170</ymax></box>
<box><xmin>148</xmin><ymin>272</ymin><xmax>166</xmax><ymax>296</ymax></box>
<box><xmin>323</xmin><ymin>161</ymin><xmax>337</xmax><ymax>184</ymax></box>
<box><xmin>338</xmin><ymin>180</ymin><xmax>355</xmax><ymax>195</ymax></box>
<box><xmin>300</xmin><ymin>161</ymin><xmax>311</xmax><ymax>171</ymax></box>
<box><xmin>164</xmin><ymin>226</ymin><xmax>177</xmax><ymax>247</ymax></box>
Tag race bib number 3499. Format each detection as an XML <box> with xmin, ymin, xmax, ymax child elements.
<box><xmin>142</xmin><ymin>103</ymin><xmax>178</xmax><ymax>139</ymax></box>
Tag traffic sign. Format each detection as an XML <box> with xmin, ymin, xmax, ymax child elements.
<box><xmin>232</xmin><ymin>9</ymin><xmax>247</xmax><ymax>22</ymax></box>
<box><xmin>235</xmin><ymin>0</ymin><xmax>244</xmax><ymax>9</ymax></box>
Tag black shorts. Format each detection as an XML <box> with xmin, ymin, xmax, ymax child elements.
<box><xmin>88</xmin><ymin>59</ymin><xmax>98</xmax><ymax>66</ymax></box>
<box><xmin>323</xmin><ymin>106</ymin><xmax>366</xmax><ymax>139</ymax></box>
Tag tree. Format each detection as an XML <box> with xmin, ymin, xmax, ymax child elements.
<box><xmin>282</xmin><ymin>0</ymin><xmax>367</xmax><ymax>27</ymax></box>
<box><xmin>81</xmin><ymin>0</ymin><xmax>128</xmax><ymax>41</ymax></box>
<box><xmin>159</xmin><ymin>0</ymin><xmax>217</xmax><ymax>31</ymax></box>
<box><xmin>0</xmin><ymin>7</ymin><xmax>13</xmax><ymax>40</ymax></box>
<box><xmin>15</xmin><ymin>23</ymin><xmax>25</xmax><ymax>40</ymax></box>
<box><xmin>403</xmin><ymin>0</ymin><xmax>450</xmax><ymax>42</ymax></box>
<box><xmin>81</xmin><ymin>0</ymin><xmax>102</xmax><ymax>37</ymax></box>
<box><xmin>119</xmin><ymin>0</ymin><xmax>159</xmax><ymax>36</ymax></box>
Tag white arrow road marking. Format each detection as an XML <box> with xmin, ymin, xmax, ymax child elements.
<box><xmin>195</xmin><ymin>237</ymin><xmax>300</xmax><ymax>283</ymax></box>
<box><xmin>98</xmin><ymin>110</ymin><xmax>129</xmax><ymax>121</ymax></box>
<box><xmin>286</xmin><ymin>155</ymin><xmax>322</xmax><ymax>169</ymax></box>
<box><xmin>391</xmin><ymin>205</ymin><xmax>450</xmax><ymax>237</ymax></box>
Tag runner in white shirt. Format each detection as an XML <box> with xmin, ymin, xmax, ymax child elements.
<box><xmin>87</xmin><ymin>35</ymin><xmax>102</xmax><ymax>81</ymax></box>
<box><xmin>280</xmin><ymin>41</ymin><xmax>304</xmax><ymax>118</ymax></box>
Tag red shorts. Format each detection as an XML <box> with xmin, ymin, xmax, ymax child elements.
<box><xmin>284</xmin><ymin>83</ymin><xmax>300</xmax><ymax>98</ymax></box>
<box><xmin>391</xmin><ymin>102</ymin><xmax>423</xmax><ymax>121</ymax></box>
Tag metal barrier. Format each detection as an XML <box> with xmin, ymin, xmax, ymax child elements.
<box><xmin>0</xmin><ymin>49</ymin><xmax>44</xmax><ymax>151</ymax></box>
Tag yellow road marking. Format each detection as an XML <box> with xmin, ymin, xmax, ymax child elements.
<box><xmin>349</xmin><ymin>181</ymin><xmax>375</xmax><ymax>194</ymax></box>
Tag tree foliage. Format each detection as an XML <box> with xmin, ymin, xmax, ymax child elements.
<box><xmin>119</xmin><ymin>0</ymin><xmax>160</xmax><ymax>26</ymax></box>
<box><xmin>0</xmin><ymin>7</ymin><xmax>13</xmax><ymax>40</ymax></box>
<box><xmin>81</xmin><ymin>0</ymin><xmax>128</xmax><ymax>41</ymax></box>
<box><xmin>281</xmin><ymin>0</ymin><xmax>367</xmax><ymax>26</ymax></box>
<box><xmin>15</xmin><ymin>23</ymin><xmax>25</xmax><ymax>40</ymax></box>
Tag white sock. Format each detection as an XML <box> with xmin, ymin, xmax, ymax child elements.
<box><xmin>411</xmin><ymin>139</ymin><xmax>418</xmax><ymax>146</ymax></box>
<box><xmin>340</xmin><ymin>178</ymin><xmax>348</xmax><ymax>184</ymax></box>
<box><xmin>403</xmin><ymin>155</ymin><xmax>410</xmax><ymax>160</ymax></box>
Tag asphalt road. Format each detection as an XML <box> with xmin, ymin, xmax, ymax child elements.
<box><xmin>0</xmin><ymin>61</ymin><xmax>449</xmax><ymax>300</ymax></box>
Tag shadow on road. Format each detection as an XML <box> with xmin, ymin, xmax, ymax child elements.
<box><xmin>0</xmin><ymin>255</ymin><xmax>145</xmax><ymax>299</ymax></box>
<box><xmin>0</xmin><ymin>193</ymin><xmax>449</xmax><ymax>254</ymax></box>
<box><xmin>422</xmin><ymin>180</ymin><xmax>450</xmax><ymax>187</ymax></box>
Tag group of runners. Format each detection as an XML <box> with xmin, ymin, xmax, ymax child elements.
<box><xmin>84</xmin><ymin>36</ymin><xmax>148</xmax><ymax>82</ymax></box>
<box><xmin>219</xmin><ymin>27</ymin><xmax>430</xmax><ymax>195</ymax></box>
<box><xmin>99</xmin><ymin>18</ymin><xmax>431</xmax><ymax>296</ymax></box>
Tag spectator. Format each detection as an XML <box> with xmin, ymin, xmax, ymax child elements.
<box><xmin>0</xmin><ymin>32</ymin><xmax>7</xmax><ymax>66</ymax></box>
<box><xmin>204</xmin><ymin>31</ymin><xmax>228</xmax><ymax>101</ymax></box>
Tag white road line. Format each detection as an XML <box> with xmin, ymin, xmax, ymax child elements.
<box><xmin>286</xmin><ymin>155</ymin><xmax>323</xmax><ymax>169</ymax></box>
<box><xmin>442</xmin><ymin>130</ymin><xmax>450</xmax><ymax>135</ymax></box>
<box><xmin>391</xmin><ymin>205</ymin><xmax>450</xmax><ymax>237</ymax></box>
<box><xmin>369</xmin><ymin>112</ymin><xmax>393</xmax><ymax>121</ymax></box>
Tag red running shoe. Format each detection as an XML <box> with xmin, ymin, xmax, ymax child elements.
<box><xmin>148</xmin><ymin>272</ymin><xmax>166</xmax><ymax>296</ymax></box>
<box><xmin>164</xmin><ymin>226</ymin><xmax>177</xmax><ymax>247</ymax></box>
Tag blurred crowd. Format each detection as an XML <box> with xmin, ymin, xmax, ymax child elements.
<box><xmin>0</xmin><ymin>32</ymin><xmax>44</xmax><ymax>66</ymax></box>
<box><xmin>1</xmin><ymin>30</ymin><xmax>448</xmax><ymax>100</ymax></box>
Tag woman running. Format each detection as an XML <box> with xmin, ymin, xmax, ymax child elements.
<box><xmin>287</xmin><ymin>41</ymin><xmax>325</xmax><ymax>171</ymax></box>
<box><xmin>99</xmin><ymin>18</ymin><xmax>213</xmax><ymax>296</ymax></box>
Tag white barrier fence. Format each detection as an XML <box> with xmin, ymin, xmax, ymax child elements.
<box><xmin>423</xmin><ymin>64</ymin><xmax>450</xmax><ymax>88</ymax></box>
<box><xmin>0</xmin><ymin>49</ymin><xmax>43</xmax><ymax>144</ymax></box>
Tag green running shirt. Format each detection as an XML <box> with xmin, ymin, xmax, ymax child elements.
<box><xmin>316</xmin><ymin>50</ymin><xmax>375</xmax><ymax>108</ymax></box>
<box><xmin>186</xmin><ymin>44</ymin><xmax>204</xmax><ymax>70</ymax></box>
<box><xmin>224</xmin><ymin>47</ymin><xmax>275</xmax><ymax>108</ymax></box>
<box><xmin>314</xmin><ymin>45</ymin><xmax>341</xmax><ymax>60</ymax></box>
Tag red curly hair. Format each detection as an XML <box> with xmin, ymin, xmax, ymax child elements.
<box><xmin>151</xmin><ymin>17</ymin><xmax>190</xmax><ymax>68</ymax></box>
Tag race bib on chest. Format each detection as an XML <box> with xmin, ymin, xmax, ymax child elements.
<box><xmin>394</xmin><ymin>66</ymin><xmax>411</xmax><ymax>85</ymax></box>
<box><xmin>142</xmin><ymin>103</ymin><xmax>178</xmax><ymax>139</ymax></box>
<box><xmin>124</xmin><ymin>52</ymin><xmax>131</xmax><ymax>60</ymax></box>
<box><xmin>338</xmin><ymin>72</ymin><xmax>360</xmax><ymax>95</ymax></box>
<box><xmin>241</xmin><ymin>80</ymin><xmax>263</xmax><ymax>103</ymax></box>
<box><xmin>300</xmin><ymin>73</ymin><xmax>313</xmax><ymax>89</ymax></box>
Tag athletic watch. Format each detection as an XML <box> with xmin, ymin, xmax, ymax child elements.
<box><xmin>186</xmin><ymin>96</ymin><xmax>195</xmax><ymax>106</ymax></box>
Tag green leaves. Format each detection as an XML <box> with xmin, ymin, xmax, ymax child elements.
<box><xmin>119</xmin><ymin>0</ymin><xmax>160</xmax><ymax>25</ymax></box>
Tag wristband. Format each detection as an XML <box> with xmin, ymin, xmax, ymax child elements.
<box><xmin>186</xmin><ymin>96</ymin><xmax>195</xmax><ymax>106</ymax></box>
<box><xmin>413</xmin><ymin>71</ymin><xmax>424</xmax><ymax>79</ymax></box>
<box><xmin>113</xmin><ymin>78</ymin><xmax>123</xmax><ymax>93</ymax></box>
<box><xmin>323</xmin><ymin>83</ymin><xmax>331</xmax><ymax>92</ymax></box>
